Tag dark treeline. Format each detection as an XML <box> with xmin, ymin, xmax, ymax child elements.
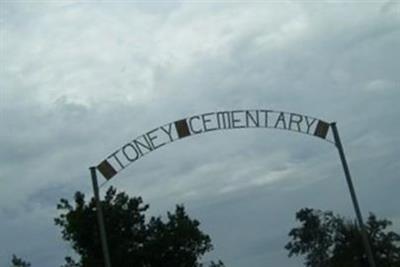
<box><xmin>10</xmin><ymin>187</ymin><xmax>400</xmax><ymax>267</ymax></box>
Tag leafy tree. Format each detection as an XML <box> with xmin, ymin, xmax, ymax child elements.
<box><xmin>11</xmin><ymin>255</ymin><xmax>31</xmax><ymax>267</ymax></box>
<box><xmin>285</xmin><ymin>208</ymin><xmax>400</xmax><ymax>267</ymax></box>
<box><xmin>208</xmin><ymin>260</ymin><xmax>225</xmax><ymax>267</ymax></box>
<box><xmin>55</xmin><ymin>186</ymin><xmax>223</xmax><ymax>267</ymax></box>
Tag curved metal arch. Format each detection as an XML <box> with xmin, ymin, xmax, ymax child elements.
<box><xmin>91</xmin><ymin>109</ymin><xmax>377</xmax><ymax>267</ymax></box>
<box><xmin>96</xmin><ymin>109</ymin><xmax>334</xmax><ymax>181</ymax></box>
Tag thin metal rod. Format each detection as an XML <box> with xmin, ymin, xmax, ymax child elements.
<box><xmin>90</xmin><ymin>167</ymin><xmax>112</xmax><ymax>267</ymax></box>
<box><xmin>331</xmin><ymin>123</ymin><xmax>376</xmax><ymax>267</ymax></box>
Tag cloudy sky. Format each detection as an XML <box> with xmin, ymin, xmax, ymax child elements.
<box><xmin>1</xmin><ymin>1</ymin><xmax>399</xmax><ymax>266</ymax></box>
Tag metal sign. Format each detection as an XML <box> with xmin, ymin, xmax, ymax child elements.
<box><xmin>90</xmin><ymin>109</ymin><xmax>376</xmax><ymax>267</ymax></box>
<box><xmin>96</xmin><ymin>109</ymin><xmax>333</xmax><ymax>180</ymax></box>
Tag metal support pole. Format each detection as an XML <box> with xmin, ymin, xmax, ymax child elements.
<box><xmin>331</xmin><ymin>123</ymin><xmax>376</xmax><ymax>267</ymax></box>
<box><xmin>90</xmin><ymin>167</ymin><xmax>112</xmax><ymax>267</ymax></box>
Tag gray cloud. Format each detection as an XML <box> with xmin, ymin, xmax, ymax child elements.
<box><xmin>1</xmin><ymin>1</ymin><xmax>399</xmax><ymax>266</ymax></box>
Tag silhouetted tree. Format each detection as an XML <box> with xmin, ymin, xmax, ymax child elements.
<box><xmin>55</xmin><ymin>186</ymin><xmax>223</xmax><ymax>267</ymax></box>
<box><xmin>208</xmin><ymin>260</ymin><xmax>225</xmax><ymax>267</ymax></box>
<box><xmin>11</xmin><ymin>255</ymin><xmax>31</xmax><ymax>267</ymax></box>
<box><xmin>285</xmin><ymin>208</ymin><xmax>400</xmax><ymax>267</ymax></box>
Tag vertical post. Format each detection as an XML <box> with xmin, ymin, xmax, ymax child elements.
<box><xmin>90</xmin><ymin>167</ymin><xmax>112</xmax><ymax>267</ymax></box>
<box><xmin>331</xmin><ymin>123</ymin><xmax>376</xmax><ymax>267</ymax></box>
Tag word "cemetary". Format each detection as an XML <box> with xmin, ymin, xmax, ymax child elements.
<box><xmin>97</xmin><ymin>110</ymin><xmax>333</xmax><ymax>180</ymax></box>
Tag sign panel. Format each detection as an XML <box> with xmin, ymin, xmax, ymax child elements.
<box><xmin>97</xmin><ymin>110</ymin><xmax>334</xmax><ymax>180</ymax></box>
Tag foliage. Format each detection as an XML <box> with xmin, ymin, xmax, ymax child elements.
<box><xmin>11</xmin><ymin>255</ymin><xmax>31</xmax><ymax>267</ymax></box>
<box><xmin>208</xmin><ymin>260</ymin><xmax>225</xmax><ymax>267</ymax></box>
<box><xmin>55</xmin><ymin>186</ymin><xmax>223</xmax><ymax>267</ymax></box>
<box><xmin>285</xmin><ymin>208</ymin><xmax>400</xmax><ymax>267</ymax></box>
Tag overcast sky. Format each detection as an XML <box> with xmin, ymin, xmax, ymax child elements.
<box><xmin>1</xmin><ymin>1</ymin><xmax>399</xmax><ymax>266</ymax></box>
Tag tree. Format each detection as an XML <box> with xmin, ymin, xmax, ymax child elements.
<box><xmin>208</xmin><ymin>260</ymin><xmax>225</xmax><ymax>267</ymax></box>
<box><xmin>55</xmin><ymin>186</ymin><xmax>223</xmax><ymax>267</ymax></box>
<box><xmin>11</xmin><ymin>255</ymin><xmax>31</xmax><ymax>267</ymax></box>
<box><xmin>285</xmin><ymin>208</ymin><xmax>400</xmax><ymax>267</ymax></box>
